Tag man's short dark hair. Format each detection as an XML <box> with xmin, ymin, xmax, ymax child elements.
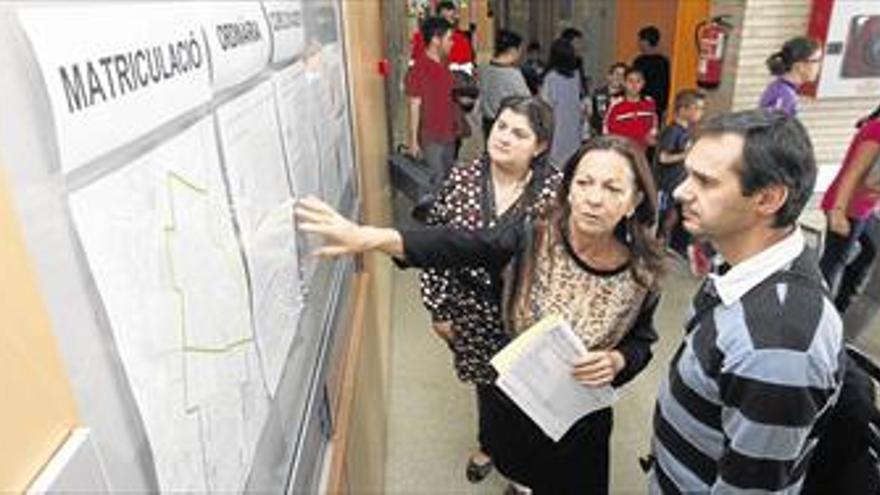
<box><xmin>638</xmin><ymin>26</ymin><xmax>661</xmax><ymax>47</ymax></box>
<box><xmin>436</xmin><ymin>1</ymin><xmax>456</xmax><ymax>15</ymax></box>
<box><xmin>495</xmin><ymin>29</ymin><xmax>523</xmax><ymax>56</ymax></box>
<box><xmin>560</xmin><ymin>28</ymin><xmax>583</xmax><ymax>42</ymax></box>
<box><xmin>697</xmin><ymin>109</ymin><xmax>816</xmax><ymax>228</ymax></box>
<box><xmin>421</xmin><ymin>16</ymin><xmax>452</xmax><ymax>45</ymax></box>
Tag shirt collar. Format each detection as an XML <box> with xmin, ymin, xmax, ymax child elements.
<box><xmin>778</xmin><ymin>77</ymin><xmax>799</xmax><ymax>91</ymax></box>
<box><xmin>708</xmin><ymin>228</ymin><xmax>805</xmax><ymax>306</ymax></box>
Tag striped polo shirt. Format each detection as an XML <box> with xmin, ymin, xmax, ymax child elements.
<box><xmin>650</xmin><ymin>229</ymin><xmax>845</xmax><ymax>493</ymax></box>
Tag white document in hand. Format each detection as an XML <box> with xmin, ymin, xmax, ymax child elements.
<box><xmin>490</xmin><ymin>314</ymin><xmax>617</xmax><ymax>442</ymax></box>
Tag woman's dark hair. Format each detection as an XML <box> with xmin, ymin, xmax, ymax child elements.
<box><xmin>495</xmin><ymin>95</ymin><xmax>555</xmax><ymax>164</ymax></box>
<box><xmin>495</xmin><ymin>29</ymin><xmax>523</xmax><ymax>56</ymax></box>
<box><xmin>766</xmin><ymin>36</ymin><xmax>820</xmax><ymax>76</ymax></box>
<box><xmin>856</xmin><ymin>104</ymin><xmax>880</xmax><ymax>128</ymax></box>
<box><xmin>555</xmin><ymin>135</ymin><xmax>664</xmax><ymax>287</ymax></box>
<box><xmin>544</xmin><ymin>38</ymin><xmax>578</xmax><ymax>78</ymax></box>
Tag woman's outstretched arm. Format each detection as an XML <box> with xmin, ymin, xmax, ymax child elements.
<box><xmin>295</xmin><ymin>196</ymin><xmax>523</xmax><ymax>270</ymax></box>
<box><xmin>295</xmin><ymin>196</ymin><xmax>404</xmax><ymax>258</ymax></box>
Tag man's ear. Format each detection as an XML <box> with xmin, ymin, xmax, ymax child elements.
<box><xmin>753</xmin><ymin>183</ymin><xmax>789</xmax><ymax>220</ymax></box>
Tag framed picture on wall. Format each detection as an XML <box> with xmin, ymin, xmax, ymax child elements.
<box><xmin>809</xmin><ymin>0</ymin><xmax>880</xmax><ymax>98</ymax></box>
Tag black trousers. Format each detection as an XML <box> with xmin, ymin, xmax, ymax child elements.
<box><xmin>478</xmin><ymin>384</ymin><xmax>612</xmax><ymax>495</ymax></box>
<box><xmin>820</xmin><ymin>218</ymin><xmax>877</xmax><ymax>313</ymax></box>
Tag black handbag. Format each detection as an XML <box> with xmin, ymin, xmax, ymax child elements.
<box><xmin>388</xmin><ymin>144</ymin><xmax>434</xmax><ymax>211</ymax></box>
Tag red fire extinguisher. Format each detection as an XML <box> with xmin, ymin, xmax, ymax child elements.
<box><xmin>696</xmin><ymin>16</ymin><xmax>733</xmax><ymax>89</ymax></box>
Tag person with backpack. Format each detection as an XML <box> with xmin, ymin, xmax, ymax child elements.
<box><xmin>648</xmin><ymin>110</ymin><xmax>846</xmax><ymax>493</ymax></box>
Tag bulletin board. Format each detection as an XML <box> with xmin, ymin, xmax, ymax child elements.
<box><xmin>0</xmin><ymin>1</ymin><xmax>358</xmax><ymax>492</ymax></box>
<box><xmin>808</xmin><ymin>0</ymin><xmax>880</xmax><ymax>98</ymax></box>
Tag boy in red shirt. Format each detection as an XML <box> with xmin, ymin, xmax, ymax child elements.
<box><xmin>604</xmin><ymin>68</ymin><xmax>657</xmax><ymax>151</ymax></box>
<box><xmin>406</xmin><ymin>17</ymin><xmax>456</xmax><ymax>189</ymax></box>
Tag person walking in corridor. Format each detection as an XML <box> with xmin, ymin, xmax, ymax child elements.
<box><xmin>406</xmin><ymin>17</ymin><xmax>457</xmax><ymax>190</ymax></box>
<box><xmin>759</xmin><ymin>36</ymin><xmax>822</xmax><ymax>118</ymax></box>
<box><xmin>820</xmin><ymin>104</ymin><xmax>880</xmax><ymax>312</ymax></box>
<box><xmin>479</xmin><ymin>29</ymin><xmax>530</xmax><ymax>142</ymax></box>
<box><xmin>541</xmin><ymin>38</ymin><xmax>585</xmax><ymax>166</ymax></box>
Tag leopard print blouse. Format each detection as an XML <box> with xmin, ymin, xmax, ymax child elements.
<box><xmin>420</xmin><ymin>155</ymin><xmax>560</xmax><ymax>384</ymax></box>
<box><xmin>508</xmin><ymin>221</ymin><xmax>652</xmax><ymax>351</ymax></box>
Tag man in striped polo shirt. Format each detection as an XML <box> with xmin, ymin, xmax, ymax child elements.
<box><xmin>650</xmin><ymin>110</ymin><xmax>846</xmax><ymax>493</ymax></box>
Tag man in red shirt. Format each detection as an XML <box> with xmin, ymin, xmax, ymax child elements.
<box><xmin>410</xmin><ymin>1</ymin><xmax>475</xmax><ymax>75</ymax></box>
<box><xmin>406</xmin><ymin>17</ymin><xmax>456</xmax><ymax>189</ymax></box>
<box><xmin>604</xmin><ymin>68</ymin><xmax>657</xmax><ymax>151</ymax></box>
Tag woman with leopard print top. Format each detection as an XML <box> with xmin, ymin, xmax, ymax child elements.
<box><xmin>296</xmin><ymin>135</ymin><xmax>665</xmax><ymax>494</ymax></box>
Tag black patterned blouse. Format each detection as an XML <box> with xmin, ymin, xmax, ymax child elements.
<box><xmin>420</xmin><ymin>154</ymin><xmax>561</xmax><ymax>383</ymax></box>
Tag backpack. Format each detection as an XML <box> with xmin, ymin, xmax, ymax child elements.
<box><xmin>802</xmin><ymin>345</ymin><xmax>880</xmax><ymax>494</ymax></box>
<box><xmin>755</xmin><ymin>270</ymin><xmax>880</xmax><ymax>494</ymax></box>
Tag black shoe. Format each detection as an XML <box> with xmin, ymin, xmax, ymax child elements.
<box><xmin>465</xmin><ymin>456</ymin><xmax>493</xmax><ymax>483</ymax></box>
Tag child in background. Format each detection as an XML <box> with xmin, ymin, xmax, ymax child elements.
<box><xmin>604</xmin><ymin>68</ymin><xmax>657</xmax><ymax>152</ymax></box>
<box><xmin>655</xmin><ymin>89</ymin><xmax>705</xmax><ymax>259</ymax></box>
<box><xmin>589</xmin><ymin>62</ymin><xmax>627</xmax><ymax>136</ymax></box>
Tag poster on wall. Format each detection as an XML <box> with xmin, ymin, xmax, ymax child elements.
<box><xmin>68</xmin><ymin>117</ymin><xmax>269</xmax><ymax>492</ymax></box>
<box><xmin>17</xmin><ymin>4</ymin><xmax>212</xmax><ymax>173</ymax></box>
<box><xmin>809</xmin><ymin>0</ymin><xmax>880</xmax><ymax>98</ymax></box>
<box><xmin>273</xmin><ymin>62</ymin><xmax>321</xmax><ymax>291</ymax></box>
<box><xmin>200</xmin><ymin>1</ymin><xmax>271</xmax><ymax>91</ymax></box>
<box><xmin>215</xmin><ymin>79</ymin><xmax>303</xmax><ymax>396</ymax></box>
<box><xmin>263</xmin><ymin>0</ymin><xmax>306</xmax><ymax>64</ymax></box>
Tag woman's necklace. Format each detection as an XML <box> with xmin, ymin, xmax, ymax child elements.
<box><xmin>494</xmin><ymin>169</ymin><xmax>532</xmax><ymax>215</ymax></box>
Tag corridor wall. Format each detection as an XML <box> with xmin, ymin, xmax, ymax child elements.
<box><xmin>0</xmin><ymin>1</ymin><xmax>359</xmax><ymax>492</ymax></box>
